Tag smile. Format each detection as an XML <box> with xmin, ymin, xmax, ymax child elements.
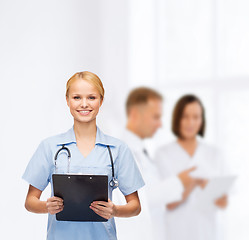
<box><xmin>77</xmin><ymin>110</ymin><xmax>92</xmax><ymax>116</ymax></box>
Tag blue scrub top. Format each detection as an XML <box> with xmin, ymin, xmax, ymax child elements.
<box><xmin>23</xmin><ymin>126</ymin><xmax>145</xmax><ymax>240</ymax></box>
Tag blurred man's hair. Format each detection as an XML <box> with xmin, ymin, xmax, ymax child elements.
<box><xmin>126</xmin><ymin>87</ymin><xmax>163</xmax><ymax>116</ymax></box>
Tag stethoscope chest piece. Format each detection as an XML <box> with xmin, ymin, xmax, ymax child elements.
<box><xmin>110</xmin><ymin>178</ymin><xmax>119</xmax><ymax>188</ymax></box>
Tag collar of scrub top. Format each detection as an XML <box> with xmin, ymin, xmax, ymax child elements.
<box><xmin>55</xmin><ymin>126</ymin><xmax>117</xmax><ymax>187</ymax></box>
<box><xmin>56</xmin><ymin>126</ymin><xmax>116</xmax><ymax>148</ymax></box>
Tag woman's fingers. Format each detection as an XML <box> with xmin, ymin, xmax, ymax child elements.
<box><xmin>46</xmin><ymin>197</ymin><xmax>64</xmax><ymax>215</ymax></box>
<box><xmin>90</xmin><ymin>203</ymin><xmax>109</xmax><ymax>212</ymax></box>
<box><xmin>90</xmin><ymin>205</ymin><xmax>110</xmax><ymax>219</ymax></box>
<box><xmin>90</xmin><ymin>205</ymin><xmax>113</xmax><ymax>219</ymax></box>
<box><xmin>90</xmin><ymin>199</ymin><xmax>115</xmax><ymax>219</ymax></box>
<box><xmin>47</xmin><ymin>200</ymin><xmax>63</xmax><ymax>208</ymax></box>
<box><xmin>195</xmin><ymin>179</ymin><xmax>208</xmax><ymax>189</ymax></box>
<box><xmin>215</xmin><ymin>195</ymin><xmax>228</xmax><ymax>208</ymax></box>
<box><xmin>48</xmin><ymin>205</ymin><xmax>64</xmax><ymax>215</ymax></box>
<box><xmin>47</xmin><ymin>202</ymin><xmax>63</xmax><ymax>208</ymax></box>
<box><xmin>49</xmin><ymin>207</ymin><xmax>64</xmax><ymax>215</ymax></box>
<box><xmin>91</xmin><ymin>210</ymin><xmax>108</xmax><ymax>219</ymax></box>
<box><xmin>91</xmin><ymin>199</ymin><xmax>110</xmax><ymax>207</ymax></box>
<box><xmin>48</xmin><ymin>196</ymin><xmax>64</xmax><ymax>203</ymax></box>
<box><xmin>90</xmin><ymin>199</ymin><xmax>113</xmax><ymax>212</ymax></box>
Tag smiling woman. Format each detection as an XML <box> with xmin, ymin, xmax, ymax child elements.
<box><xmin>22</xmin><ymin>71</ymin><xmax>145</xmax><ymax>240</ymax></box>
<box><xmin>66</xmin><ymin>72</ymin><xmax>103</xmax><ymax>126</ymax></box>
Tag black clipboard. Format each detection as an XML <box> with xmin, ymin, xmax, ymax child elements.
<box><xmin>52</xmin><ymin>174</ymin><xmax>108</xmax><ymax>222</ymax></box>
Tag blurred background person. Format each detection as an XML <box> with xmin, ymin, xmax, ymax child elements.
<box><xmin>114</xmin><ymin>88</ymin><xmax>197</xmax><ymax>240</ymax></box>
<box><xmin>154</xmin><ymin>94</ymin><xmax>229</xmax><ymax>240</ymax></box>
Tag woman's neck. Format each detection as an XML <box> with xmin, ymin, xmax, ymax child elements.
<box><xmin>177</xmin><ymin>137</ymin><xmax>198</xmax><ymax>157</ymax></box>
<box><xmin>73</xmin><ymin>120</ymin><xmax>97</xmax><ymax>142</ymax></box>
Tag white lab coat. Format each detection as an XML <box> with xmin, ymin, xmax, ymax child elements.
<box><xmin>113</xmin><ymin>130</ymin><xmax>184</xmax><ymax>240</ymax></box>
<box><xmin>154</xmin><ymin>141</ymin><xmax>228</xmax><ymax>240</ymax></box>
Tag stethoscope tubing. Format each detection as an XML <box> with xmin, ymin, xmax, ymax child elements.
<box><xmin>54</xmin><ymin>144</ymin><xmax>118</xmax><ymax>188</ymax></box>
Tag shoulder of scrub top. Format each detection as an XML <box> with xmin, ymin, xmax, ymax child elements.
<box><xmin>35</xmin><ymin>131</ymin><xmax>74</xmax><ymax>150</ymax></box>
<box><xmin>96</xmin><ymin>129</ymin><xmax>134</xmax><ymax>158</ymax></box>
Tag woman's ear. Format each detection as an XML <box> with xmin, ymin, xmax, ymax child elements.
<box><xmin>99</xmin><ymin>98</ymin><xmax>103</xmax><ymax>107</ymax></box>
<box><xmin>66</xmin><ymin>96</ymin><xmax>69</xmax><ymax>107</ymax></box>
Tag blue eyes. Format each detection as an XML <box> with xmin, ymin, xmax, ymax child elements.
<box><xmin>73</xmin><ymin>96</ymin><xmax>96</xmax><ymax>100</ymax></box>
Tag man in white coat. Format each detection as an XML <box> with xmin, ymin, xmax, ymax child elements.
<box><xmin>113</xmin><ymin>87</ymin><xmax>196</xmax><ymax>240</ymax></box>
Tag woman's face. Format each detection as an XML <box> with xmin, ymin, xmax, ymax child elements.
<box><xmin>66</xmin><ymin>79</ymin><xmax>102</xmax><ymax>124</ymax></box>
<box><xmin>179</xmin><ymin>101</ymin><xmax>203</xmax><ymax>140</ymax></box>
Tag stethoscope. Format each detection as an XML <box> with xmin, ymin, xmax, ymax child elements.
<box><xmin>54</xmin><ymin>144</ymin><xmax>119</xmax><ymax>188</ymax></box>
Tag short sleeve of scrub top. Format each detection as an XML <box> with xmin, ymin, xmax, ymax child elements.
<box><xmin>22</xmin><ymin>127</ymin><xmax>145</xmax><ymax>240</ymax></box>
<box><xmin>22</xmin><ymin>140</ymin><xmax>53</xmax><ymax>191</ymax></box>
<box><xmin>115</xmin><ymin>143</ymin><xmax>145</xmax><ymax>196</ymax></box>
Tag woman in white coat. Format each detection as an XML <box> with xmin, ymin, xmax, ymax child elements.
<box><xmin>154</xmin><ymin>94</ymin><xmax>228</xmax><ymax>240</ymax></box>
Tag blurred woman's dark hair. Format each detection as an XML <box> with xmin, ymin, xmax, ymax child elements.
<box><xmin>172</xmin><ymin>94</ymin><xmax>206</xmax><ymax>138</ymax></box>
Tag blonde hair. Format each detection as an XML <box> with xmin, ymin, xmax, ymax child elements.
<box><xmin>66</xmin><ymin>71</ymin><xmax>105</xmax><ymax>100</ymax></box>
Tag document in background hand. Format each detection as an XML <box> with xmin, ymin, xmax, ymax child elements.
<box><xmin>196</xmin><ymin>175</ymin><xmax>237</xmax><ymax>212</ymax></box>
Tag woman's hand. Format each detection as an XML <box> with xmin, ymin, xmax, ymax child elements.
<box><xmin>166</xmin><ymin>178</ymin><xmax>207</xmax><ymax>210</ymax></box>
<box><xmin>46</xmin><ymin>196</ymin><xmax>64</xmax><ymax>215</ymax></box>
<box><xmin>195</xmin><ymin>179</ymin><xmax>208</xmax><ymax>189</ymax></box>
<box><xmin>90</xmin><ymin>199</ymin><xmax>117</xmax><ymax>219</ymax></box>
<box><xmin>215</xmin><ymin>195</ymin><xmax>228</xmax><ymax>209</ymax></box>
<box><xmin>178</xmin><ymin>167</ymin><xmax>196</xmax><ymax>189</ymax></box>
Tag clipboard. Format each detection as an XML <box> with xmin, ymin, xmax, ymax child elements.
<box><xmin>52</xmin><ymin>174</ymin><xmax>108</xmax><ymax>222</ymax></box>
